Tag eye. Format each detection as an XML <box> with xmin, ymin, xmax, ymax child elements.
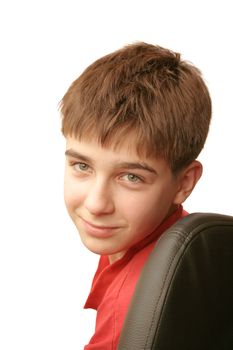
<box><xmin>73</xmin><ymin>162</ymin><xmax>89</xmax><ymax>172</ymax></box>
<box><xmin>124</xmin><ymin>173</ymin><xmax>142</xmax><ymax>183</ymax></box>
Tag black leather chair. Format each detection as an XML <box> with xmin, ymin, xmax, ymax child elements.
<box><xmin>118</xmin><ymin>213</ymin><xmax>233</xmax><ymax>350</ymax></box>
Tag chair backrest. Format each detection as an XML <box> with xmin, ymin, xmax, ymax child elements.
<box><xmin>118</xmin><ymin>213</ymin><xmax>233</xmax><ymax>350</ymax></box>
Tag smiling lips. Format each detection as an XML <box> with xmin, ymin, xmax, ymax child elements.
<box><xmin>81</xmin><ymin>218</ymin><xmax>120</xmax><ymax>238</ymax></box>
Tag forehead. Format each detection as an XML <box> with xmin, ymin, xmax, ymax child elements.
<box><xmin>66</xmin><ymin>134</ymin><xmax>146</xmax><ymax>160</ymax></box>
<box><xmin>65</xmin><ymin>136</ymin><xmax>171</xmax><ymax>175</ymax></box>
<box><xmin>67</xmin><ymin>128</ymin><xmax>151</xmax><ymax>157</ymax></box>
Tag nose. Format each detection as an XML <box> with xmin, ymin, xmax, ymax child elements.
<box><xmin>84</xmin><ymin>179</ymin><xmax>115</xmax><ymax>216</ymax></box>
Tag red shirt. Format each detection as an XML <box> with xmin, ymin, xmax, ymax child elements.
<box><xmin>84</xmin><ymin>206</ymin><xmax>188</xmax><ymax>349</ymax></box>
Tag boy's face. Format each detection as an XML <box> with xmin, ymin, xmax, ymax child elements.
<box><xmin>64</xmin><ymin>136</ymin><xmax>183</xmax><ymax>263</ymax></box>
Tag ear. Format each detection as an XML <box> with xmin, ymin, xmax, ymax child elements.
<box><xmin>173</xmin><ymin>160</ymin><xmax>203</xmax><ymax>205</ymax></box>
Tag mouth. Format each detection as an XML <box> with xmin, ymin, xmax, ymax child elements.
<box><xmin>81</xmin><ymin>218</ymin><xmax>120</xmax><ymax>238</ymax></box>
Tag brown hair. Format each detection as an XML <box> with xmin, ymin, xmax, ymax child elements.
<box><xmin>60</xmin><ymin>42</ymin><xmax>211</xmax><ymax>173</ymax></box>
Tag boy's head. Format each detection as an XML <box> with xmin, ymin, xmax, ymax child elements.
<box><xmin>61</xmin><ymin>42</ymin><xmax>211</xmax><ymax>174</ymax></box>
<box><xmin>61</xmin><ymin>43</ymin><xmax>211</xmax><ymax>262</ymax></box>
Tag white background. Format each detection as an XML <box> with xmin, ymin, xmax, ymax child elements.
<box><xmin>0</xmin><ymin>0</ymin><xmax>232</xmax><ymax>349</ymax></box>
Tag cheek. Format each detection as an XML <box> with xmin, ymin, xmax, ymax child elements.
<box><xmin>121</xmin><ymin>192</ymin><xmax>161</xmax><ymax>227</ymax></box>
<box><xmin>133</xmin><ymin>202</ymin><xmax>162</xmax><ymax>230</ymax></box>
<box><xmin>64</xmin><ymin>178</ymin><xmax>83</xmax><ymax>211</ymax></box>
<box><xmin>122</xmin><ymin>187</ymin><xmax>174</xmax><ymax>233</ymax></box>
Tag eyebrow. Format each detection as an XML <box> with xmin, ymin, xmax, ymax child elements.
<box><xmin>65</xmin><ymin>149</ymin><xmax>92</xmax><ymax>163</ymax></box>
<box><xmin>65</xmin><ymin>149</ymin><xmax>157</xmax><ymax>175</ymax></box>
<box><xmin>116</xmin><ymin>162</ymin><xmax>157</xmax><ymax>174</ymax></box>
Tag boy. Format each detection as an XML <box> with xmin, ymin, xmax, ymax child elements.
<box><xmin>60</xmin><ymin>42</ymin><xmax>211</xmax><ymax>349</ymax></box>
